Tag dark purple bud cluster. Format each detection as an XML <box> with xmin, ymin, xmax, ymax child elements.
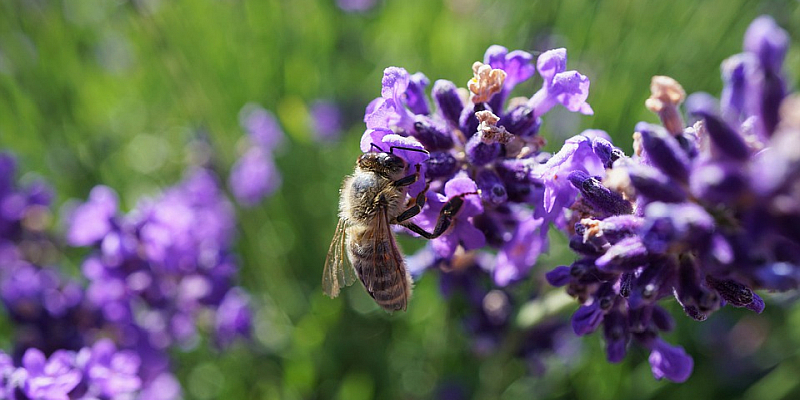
<box><xmin>545</xmin><ymin>15</ymin><xmax>796</xmax><ymax>382</ymax></box>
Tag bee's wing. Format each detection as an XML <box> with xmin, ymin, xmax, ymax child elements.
<box><xmin>323</xmin><ymin>218</ymin><xmax>357</xmax><ymax>298</ymax></box>
<box><xmin>365</xmin><ymin>205</ymin><xmax>410</xmax><ymax>311</ymax></box>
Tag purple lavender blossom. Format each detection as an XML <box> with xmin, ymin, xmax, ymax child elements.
<box><xmin>239</xmin><ymin>103</ymin><xmax>285</xmax><ymax>152</ymax></box>
<box><xmin>358</xmin><ymin>46</ymin><xmax>594</xmax><ymax>289</ymax></box>
<box><xmin>229</xmin><ymin>103</ymin><xmax>285</xmax><ymax>207</ymax></box>
<box><xmin>336</xmin><ymin>0</ymin><xmax>377</xmax><ymax>12</ymax></box>
<box><xmin>0</xmin><ymin>343</ymin><xmax>142</xmax><ymax>399</ymax></box>
<box><xmin>310</xmin><ymin>100</ymin><xmax>344</xmax><ymax>142</ymax></box>
<box><xmin>545</xmin><ymin>15</ymin><xmax>796</xmax><ymax>382</ymax></box>
<box><xmin>229</xmin><ymin>146</ymin><xmax>281</xmax><ymax>207</ymax></box>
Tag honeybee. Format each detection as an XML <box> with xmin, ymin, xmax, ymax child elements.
<box><xmin>323</xmin><ymin>146</ymin><xmax>474</xmax><ymax>312</ymax></box>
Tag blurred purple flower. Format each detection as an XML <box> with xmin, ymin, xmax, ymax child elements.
<box><xmin>239</xmin><ymin>103</ymin><xmax>284</xmax><ymax>152</ymax></box>
<box><xmin>228</xmin><ymin>146</ymin><xmax>281</xmax><ymax>207</ymax></box>
<box><xmin>310</xmin><ymin>100</ymin><xmax>343</xmax><ymax>142</ymax></box>
<box><xmin>336</xmin><ymin>0</ymin><xmax>377</xmax><ymax>12</ymax></box>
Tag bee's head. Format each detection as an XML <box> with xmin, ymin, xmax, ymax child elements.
<box><xmin>357</xmin><ymin>152</ymin><xmax>407</xmax><ymax>178</ymax></box>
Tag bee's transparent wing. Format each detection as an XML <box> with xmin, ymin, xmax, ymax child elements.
<box><xmin>323</xmin><ymin>218</ymin><xmax>356</xmax><ymax>298</ymax></box>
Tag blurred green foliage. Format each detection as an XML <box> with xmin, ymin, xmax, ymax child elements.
<box><xmin>1</xmin><ymin>0</ymin><xmax>800</xmax><ymax>399</ymax></box>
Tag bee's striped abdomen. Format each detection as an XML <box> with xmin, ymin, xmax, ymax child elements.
<box><xmin>347</xmin><ymin>227</ymin><xmax>411</xmax><ymax>312</ymax></box>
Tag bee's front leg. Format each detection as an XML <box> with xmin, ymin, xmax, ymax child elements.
<box><xmin>394</xmin><ymin>180</ymin><xmax>430</xmax><ymax>223</ymax></box>
<box><xmin>392</xmin><ymin>164</ymin><xmax>422</xmax><ymax>188</ymax></box>
<box><xmin>400</xmin><ymin>191</ymin><xmax>478</xmax><ymax>239</ymax></box>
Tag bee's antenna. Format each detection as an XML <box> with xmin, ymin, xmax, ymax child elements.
<box><xmin>370</xmin><ymin>143</ymin><xmax>385</xmax><ymax>152</ymax></box>
<box><xmin>389</xmin><ymin>146</ymin><xmax>430</xmax><ymax>156</ymax></box>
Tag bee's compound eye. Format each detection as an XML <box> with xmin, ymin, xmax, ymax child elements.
<box><xmin>383</xmin><ymin>153</ymin><xmax>406</xmax><ymax>171</ymax></box>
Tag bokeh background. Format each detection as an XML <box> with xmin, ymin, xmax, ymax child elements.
<box><xmin>2</xmin><ymin>0</ymin><xmax>800</xmax><ymax>399</ymax></box>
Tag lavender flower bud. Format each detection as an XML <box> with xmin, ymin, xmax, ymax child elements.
<box><xmin>646</xmin><ymin>338</ymin><xmax>694</xmax><ymax>383</ymax></box>
<box><xmin>602</xmin><ymin>308</ymin><xmax>629</xmax><ymax>363</ymax></box>
<box><xmin>412</xmin><ymin>119</ymin><xmax>454</xmax><ymax>150</ymax></box>
<box><xmin>689</xmin><ymin>161</ymin><xmax>747</xmax><ymax>203</ymax></box>
<box><xmin>692</xmin><ymin>111</ymin><xmax>750</xmax><ymax>160</ymax></box>
<box><xmin>545</xmin><ymin>266</ymin><xmax>571</xmax><ymax>287</ymax></box>
<box><xmin>498</xmin><ymin>105</ymin><xmax>541</xmax><ymax>137</ymax></box>
<box><xmin>475</xmin><ymin>169</ymin><xmax>507</xmax><ymax>206</ymax></box>
<box><xmin>596</xmin><ymin>236</ymin><xmax>649</xmax><ymax>272</ymax></box>
<box><xmin>432</xmin><ymin>79</ymin><xmax>464</xmax><ymax>127</ymax></box>
<box><xmin>636</xmin><ymin>122</ymin><xmax>691</xmax><ymax>182</ymax></box>
<box><xmin>592</xmin><ymin>137</ymin><xmax>624</xmax><ymax>169</ymax></box>
<box><xmin>627</xmin><ymin>164</ymin><xmax>687</xmax><ymax>203</ymax></box>
<box><xmin>568</xmin><ymin>171</ymin><xmax>633</xmax><ymax>216</ymax></box>
<box><xmin>425</xmin><ymin>151</ymin><xmax>458</xmax><ymax>179</ymax></box>
<box><xmin>572</xmin><ymin>302</ymin><xmax>604</xmax><ymax>336</ymax></box>
<box><xmin>465</xmin><ymin>132</ymin><xmax>501</xmax><ymax>166</ymax></box>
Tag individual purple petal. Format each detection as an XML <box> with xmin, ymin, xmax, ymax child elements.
<box><xmin>364</xmin><ymin>97</ymin><xmax>397</xmax><ymax>130</ymax></box>
<box><xmin>483</xmin><ymin>45</ymin><xmax>535</xmax><ymax>109</ymax></box>
<box><xmin>536</xmin><ymin>48</ymin><xmax>567</xmax><ymax>83</ymax></box>
<box><xmin>647</xmin><ymin>338</ymin><xmax>693</xmax><ymax>383</ymax></box>
<box><xmin>359</xmin><ymin>128</ymin><xmax>394</xmax><ymax>153</ymax></box>
<box><xmin>228</xmin><ymin>146</ymin><xmax>281</xmax><ymax>207</ymax></box>
<box><xmin>719</xmin><ymin>55</ymin><xmax>759</xmax><ymax>121</ymax></box>
<box><xmin>535</xmin><ymin>135</ymin><xmax>604</xmax><ymax>213</ymax></box>
<box><xmin>382</xmin><ymin>67</ymin><xmax>410</xmax><ymax>100</ymax></box>
<box><xmin>380</xmin><ymin>134</ymin><xmax>430</xmax><ymax>167</ymax></box>
<box><xmin>443</xmin><ymin>173</ymin><xmax>482</xmax><ymax>216</ymax></box>
<box><xmin>405</xmin><ymin>72</ymin><xmax>431</xmax><ymax>115</ymax></box>
<box><xmin>550</xmin><ymin>70</ymin><xmax>593</xmax><ymax>114</ymax></box>
<box><xmin>494</xmin><ymin>217</ymin><xmax>544</xmax><ymax>286</ymax></box>
<box><xmin>67</xmin><ymin>185</ymin><xmax>119</xmax><ymax>246</ymax></box>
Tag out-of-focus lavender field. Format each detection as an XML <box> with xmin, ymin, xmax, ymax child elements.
<box><xmin>0</xmin><ymin>0</ymin><xmax>799</xmax><ymax>399</ymax></box>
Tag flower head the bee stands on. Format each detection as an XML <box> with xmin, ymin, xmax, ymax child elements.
<box><xmin>545</xmin><ymin>15</ymin><xmax>797</xmax><ymax>382</ymax></box>
<box><xmin>361</xmin><ymin>46</ymin><xmax>592</xmax><ymax>285</ymax></box>
<box><xmin>353</xmin><ymin>44</ymin><xmax>594</xmax><ymax>366</ymax></box>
